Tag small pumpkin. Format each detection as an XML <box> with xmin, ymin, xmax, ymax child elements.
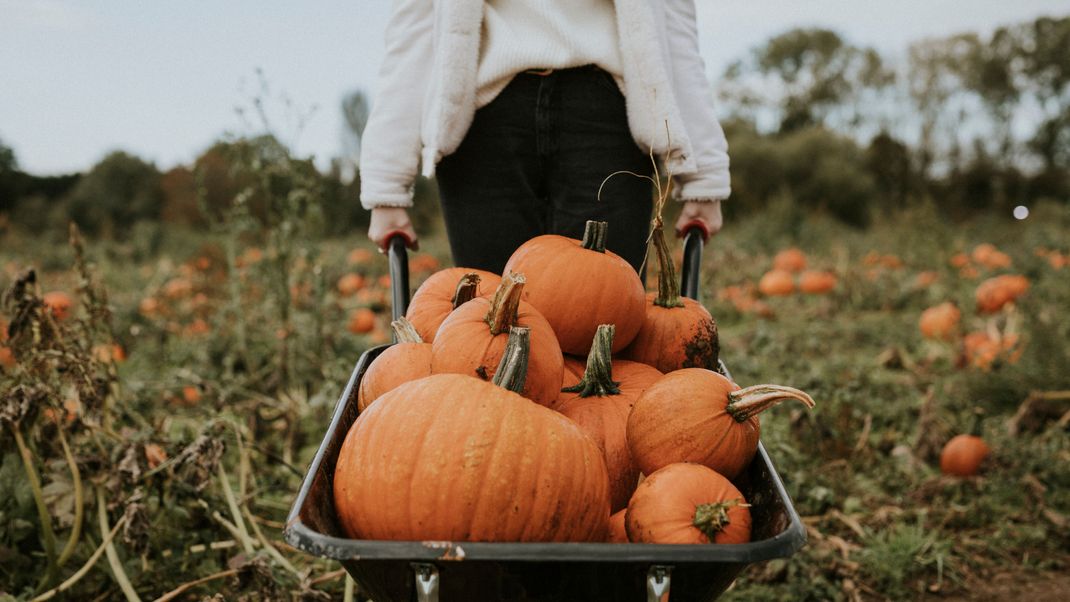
<box><xmin>406</xmin><ymin>268</ymin><xmax>502</xmax><ymax>343</ymax></box>
<box><xmin>503</xmin><ymin>220</ymin><xmax>646</xmax><ymax>355</ymax></box>
<box><xmin>621</xmin><ymin>220</ymin><xmax>719</xmax><ymax>373</ymax></box>
<box><xmin>558</xmin><ymin>325</ymin><xmax>662</xmax><ymax>512</ymax></box>
<box><xmin>43</xmin><ymin>291</ymin><xmax>74</xmax><ymax>321</ymax></box>
<box><xmin>0</xmin><ymin>346</ymin><xmax>15</xmax><ymax>370</ymax></box>
<box><xmin>772</xmin><ymin>248</ymin><xmax>807</xmax><ymax>273</ymax></box>
<box><xmin>334</xmin><ymin>327</ymin><xmax>610</xmax><ymax>542</ymax></box>
<box><xmin>940</xmin><ymin>412</ymin><xmax>989</xmax><ymax>476</ymax></box>
<box><xmin>797</xmin><ymin>270</ymin><xmax>837</xmax><ymax>295</ymax></box>
<box><xmin>758</xmin><ymin>270</ymin><xmax>794</xmax><ymax>297</ymax></box>
<box><xmin>337</xmin><ymin>273</ymin><xmax>366</xmax><ymax>297</ymax></box>
<box><xmin>919</xmin><ymin>302</ymin><xmax>960</xmax><ymax>340</ymax></box>
<box><xmin>625</xmin><ymin>463</ymin><xmax>751</xmax><ymax>545</ymax></box>
<box><xmin>431</xmin><ymin>272</ymin><xmax>563</xmax><ymax>406</ymax></box>
<box><xmin>975</xmin><ymin>274</ymin><xmax>1029</xmax><ymax>314</ymax></box>
<box><xmin>357</xmin><ymin>317</ymin><xmax>433</xmax><ymax>412</ymax></box>
<box><xmin>346</xmin><ymin>308</ymin><xmax>377</xmax><ymax>334</ymax></box>
<box><xmin>628</xmin><ymin>369</ymin><xmax>815</xmax><ymax>480</ymax></box>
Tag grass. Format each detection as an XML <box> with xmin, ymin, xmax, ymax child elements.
<box><xmin>1</xmin><ymin>198</ymin><xmax>1068</xmax><ymax>600</ymax></box>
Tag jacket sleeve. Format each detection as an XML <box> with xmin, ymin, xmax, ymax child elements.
<box><xmin>359</xmin><ymin>0</ymin><xmax>435</xmax><ymax>209</ymax></box>
<box><xmin>662</xmin><ymin>0</ymin><xmax>731</xmax><ymax>202</ymax></box>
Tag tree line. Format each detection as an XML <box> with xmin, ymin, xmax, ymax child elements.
<box><xmin>0</xmin><ymin>15</ymin><xmax>1066</xmax><ymax>237</ymax></box>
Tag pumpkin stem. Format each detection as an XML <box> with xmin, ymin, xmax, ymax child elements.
<box><xmin>451</xmin><ymin>272</ymin><xmax>481</xmax><ymax>309</ymax></box>
<box><xmin>580</xmin><ymin>221</ymin><xmax>609</xmax><ymax>253</ymax></box>
<box><xmin>651</xmin><ymin>219</ymin><xmax>684</xmax><ymax>308</ymax></box>
<box><xmin>726</xmin><ymin>384</ymin><xmax>816</xmax><ymax>422</ymax></box>
<box><xmin>390</xmin><ymin>317</ymin><xmax>423</xmax><ymax>344</ymax></box>
<box><xmin>968</xmin><ymin>407</ymin><xmax>985</xmax><ymax>437</ymax></box>
<box><xmin>562</xmin><ymin>324</ymin><xmax>621</xmax><ymax>397</ymax></box>
<box><xmin>492</xmin><ymin>326</ymin><xmax>530</xmax><ymax>394</ymax></box>
<box><xmin>485</xmin><ymin>272</ymin><xmax>525</xmax><ymax>335</ymax></box>
<box><xmin>693</xmin><ymin>499</ymin><xmax>747</xmax><ymax>542</ymax></box>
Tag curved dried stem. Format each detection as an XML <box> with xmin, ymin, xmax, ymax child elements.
<box><xmin>726</xmin><ymin>384</ymin><xmax>816</xmax><ymax>423</ymax></box>
<box><xmin>562</xmin><ymin>325</ymin><xmax>620</xmax><ymax>397</ymax></box>
<box><xmin>11</xmin><ymin>424</ymin><xmax>59</xmax><ymax>587</ymax></box>
<box><xmin>451</xmin><ymin>273</ymin><xmax>481</xmax><ymax>309</ymax></box>
<box><xmin>56</xmin><ymin>427</ymin><xmax>84</xmax><ymax>567</ymax></box>
<box><xmin>492</xmin><ymin>327</ymin><xmax>530</xmax><ymax>394</ymax></box>
<box><xmin>95</xmin><ymin>486</ymin><xmax>142</xmax><ymax>601</ymax></box>
<box><xmin>485</xmin><ymin>272</ymin><xmax>525</xmax><ymax>335</ymax></box>
<box><xmin>31</xmin><ymin>514</ymin><xmax>128</xmax><ymax>602</ymax></box>
<box><xmin>390</xmin><ymin>316</ymin><xmax>423</xmax><ymax>344</ymax></box>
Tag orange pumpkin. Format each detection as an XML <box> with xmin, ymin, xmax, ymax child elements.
<box><xmin>558</xmin><ymin>325</ymin><xmax>662</xmax><ymax>512</ymax></box>
<box><xmin>971</xmin><ymin>243</ymin><xmax>1011</xmax><ymax>269</ymax></box>
<box><xmin>608</xmin><ymin>509</ymin><xmax>628</xmax><ymax>543</ymax></box>
<box><xmin>347</xmin><ymin>308</ymin><xmax>377</xmax><ymax>334</ymax></box>
<box><xmin>961</xmin><ymin>331</ymin><xmax>1021</xmax><ymax>370</ymax></box>
<box><xmin>431</xmin><ymin>272</ymin><xmax>563</xmax><ymax>407</ymax></box>
<box><xmin>334</xmin><ymin>328</ymin><xmax>610</xmax><ymax>542</ymax></box>
<box><xmin>797</xmin><ymin>270</ymin><xmax>837</xmax><ymax>294</ymax></box>
<box><xmin>913</xmin><ymin>271</ymin><xmax>939</xmax><ymax>289</ymax></box>
<box><xmin>758</xmin><ymin>270</ymin><xmax>794</xmax><ymax>297</ymax></box>
<box><xmin>405</xmin><ymin>268</ymin><xmax>502</xmax><ymax>343</ymax></box>
<box><xmin>0</xmin><ymin>346</ymin><xmax>14</xmax><ymax>370</ymax></box>
<box><xmin>43</xmin><ymin>291</ymin><xmax>74</xmax><ymax>321</ymax></box>
<box><xmin>337</xmin><ymin>273</ymin><xmax>366</xmax><ymax>297</ymax></box>
<box><xmin>621</xmin><ymin>222</ymin><xmax>719</xmax><ymax>372</ymax></box>
<box><xmin>940</xmin><ymin>413</ymin><xmax>989</xmax><ymax>476</ymax></box>
<box><xmin>628</xmin><ymin>369</ymin><xmax>815</xmax><ymax>480</ymax></box>
<box><xmin>949</xmin><ymin>253</ymin><xmax>970</xmax><ymax>268</ymax></box>
<box><xmin>357</xmin><ymin>318</ymin><xmax>433</xmax><ymax>412</ymax></box>
<box><xmin>625</xmin><ymin>463</ymin><xmax>751</xmax><ymax>545</ymax></box>
<box><xmin>975</xmin><ymin>274</ymin><xmax>1029</xmax><ymax>313</ymax></box>
<box><xmin>346</xmin><ymin>247</ymin><xmax>374</xmax><ymax>265</ymax></box>
<box><xmin>919</xmin><ymin>302</ymin><xmax>960</xmax><ymax>340</ymax></box>
<box><xmin>772</xmin><ymin>248</ymin><xmax>807</xmax><ymax>272</ymax></box>
<box><xmin>503</xmin><ymin>221</ymin><xmax>645</xmax><ymax>355</ymax></box>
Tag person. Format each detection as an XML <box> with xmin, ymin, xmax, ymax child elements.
<box><xmin>360</xmin><ymin>0</ymin><xmax>730</xmax><ymax>275</ymax></box>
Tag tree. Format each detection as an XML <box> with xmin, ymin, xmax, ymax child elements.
<box><xmin>339</xmin><ymin>90</ymin><xmax>370</xmax><ymax>183</ymax></box>
<box><xmin>63</xmin><ymin>151</ymin><xmax>162</xmax><ymax>237</ymax></box>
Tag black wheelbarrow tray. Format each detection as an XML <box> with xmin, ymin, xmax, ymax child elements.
<box><xmin>285</xmin><ymin>228</ymin><xmax>807</xmax><ymax>602</ymax></box>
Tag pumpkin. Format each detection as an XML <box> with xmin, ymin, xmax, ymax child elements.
<box><xmin>758</xmin><ymin>270</ymin><xmax>794</xmax><ymax>297</ymax></box>
<box><xmin>772</xmin><ymin>248</ymin><xmax>807</xmax><ymax>273</ymax></box>
<box><xmin>0</xmin><ymin>346</ymin><xmax>14</xmax><ymax>370</ymax></box>
<box><xmin>914</xmin><ymin>271</ymin><xmax>939</xmax><ymax>289</ymax></box>
<box><xmin>406</xmin><ymin>268</ymin><xmax>502</xmax><ymax>343</ymax></box>
<box><xmin>628</xmin><ymin>369</ymin><xmax>815</xmax><ymax>480</ymax></box>
<box><xmin>334</xmin><ymin>327</ymin><xmax>611</xmax><ymax>542</ymax></box>
<box><xmin>961</xmin><ymin>330</ymin><xmax>1021</xmax><ymax>370</ymax></box>
<box><xmin>346</xmin><ymin>308</ymin><xmax>376</xmax><ymax>334</ymax></box>
<box><xmin>337</xmin><ymin>273</ymin><xmax>365</xmax><ymax>297</ymax></box>
<box><xmin>502</xmin><ymin>221</ymin><xmax>645</xmax><ymax>355</ymax></box>
<box><xmin>357</xmin><ymin>317</ymin><xmax>433</xmax><ymax>412</ymax></box>
<box><xmin>43</xmin><ymin>291</ymin><xmax>74</xmax><ymax>321</ymax></box>
<box><xmin>797</xmin><ymin>270</ymin><xmax>837</xmax><ymax>294</ymax></box>
<box><xmin>621</xmin><ymin>221</ymin><xmax>719</xmax><ymax>373</ymax></box>
<box><xmin>432</xmin><ymin>272</ymin><xmax>563</xmax><ymax>407</ymax></box>
<box><xmin>625</xmin><ymin>463</ymin><xmax>751</xmax><ymax>545</ymax></box>
<box><xmin>559</xmin><ymin>325</ymin><xmax>662</xmax><ymax>512</ymax></box>
<box><xmin>975</xmin><ymin>274</ymin><xmax>1029</xmax><ymax>314</ymax></box>
<box><xmin>949</xmin><ymin>253</ymin><xmax>970</xmax><ymax>268</ymax></box>
<box><xmin>608</xmin><ymin>509</ymin><xmax>628</xmax><ymax>543</ymax></box>
<box><xmin>919</xmin><ymin>302</ymin><xmax>960</xmax><ymax>340</ymax></box>
<box><xmin>346</xmin><ymin>247</ymin><xmax>374</xmax><ymax>265</ymax></box>
<box><xmin>971</xmin><ymin>243</ymin><xmax>1011</xmax><ymax>269</ymax></box>
<box><xmin>940</xmin><ymin>413</ymin><xmax>989</xmax><ymax>476</ymax></box>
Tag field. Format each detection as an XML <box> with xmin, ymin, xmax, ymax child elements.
<box><xmin>1</xmin><ymin>199</ymin><xmax>1069</xmax><ymax>601</ymax></box>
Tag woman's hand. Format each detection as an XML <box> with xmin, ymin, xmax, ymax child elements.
<box><xmin>368</xmin><ymin>207</ymin><xmax>418</xmax><ymax>250</ymax></box>
<box><xmin>674</xmin><ymin>200</ymin><xmax>723</xmax><ymax>238</ymax></box>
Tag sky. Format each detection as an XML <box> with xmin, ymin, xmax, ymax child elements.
<box><xmin>1</xmin><ymin>0</ymin><xmax>1067</xmax><ymax>176</ymax></box>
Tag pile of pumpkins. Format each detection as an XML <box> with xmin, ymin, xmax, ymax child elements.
<box><xmin>334</xmin><ymin>221</ymin><xmax>815</xmax><ymax>545</ymax></box>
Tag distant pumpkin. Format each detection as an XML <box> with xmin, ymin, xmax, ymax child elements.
<box><xmin>772</xmin><ymin>248</ymin><xmax>807</xmax><ymax>273</ymax></box>
<box><xmin>758</xmin><ymin>270</ymin><xmax>794</xmax><ymax>297</ymax></box>
<box><xmin>975</xmin><ymin>274</ymin><xmax>1029</xmax><ymax>314</ymax></box>
<box><xmin>798</xmin><ymin>270</ymin><xmax>837</xmax><ymax>294</ymax></box>
<box><xmin>919</xmin><ymin>302</ymin><xmax>960</xmax><ymax>340</ymax></box>
<box><xmin>43</xmin><ymin>291</ymin><xmax>74</xmax><ymax>321</ymax></box>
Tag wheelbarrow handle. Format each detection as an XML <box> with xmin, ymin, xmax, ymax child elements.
<box><xmin>382</xmin><ymin>232</ymin><xmax>412</xmax><ymax>324</ymax></box>
<box><xmin>679</xmin><ymin>222</ymin><xmax>706</xmax><ymax>302</ymax></box>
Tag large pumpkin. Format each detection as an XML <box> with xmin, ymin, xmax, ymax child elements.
<box><xmin>628</xmin><ymin>369</ymin><xmax>815</xmax><ymax>480</ymax></box>
<box><xmin>975</xmin><ymin>274</ymin><xmax>1029</xmax><ymax>314</ymax></box>
<box><xmin>334</xmin><ymin>328</ymin><xmax>610</xmax><ymax>542</ymax></box>
<box><xmin>357</xmin><ymin>317</ymin><xmax>432</xmax><ymax>412</ymax></box>
<box><xmin>503</xmin><ymin>221</ymin><xmax>645</xmax><ymax>355</ymax></box>
<box><xmin>557</xmin><ymin>325</ymin><xmax>662</xmax><ymax>512</ymax></box>
<box><xmin>626</xmin><ymin>463</ymin><xmax>751</xmax><ymax>545</ymax></box>
<box><xmin>431</xmin><ymin>272</ymin><xmax>563</xmax><ymax>406</ymax></box>
<box><xmin>621</xmin><ymin>222</ymin><xmax>719</xmax><ymax>372</ymax></box>
<box><xmin>406</xmin><ymin>268</ymin><xmax>501</xmax><ymax>343</ymax></box>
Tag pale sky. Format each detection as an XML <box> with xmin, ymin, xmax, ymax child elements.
<box><xmin>1</xmin><ymin>0</ymin><xmax>1066</xmax><ymax>175</ymax></box>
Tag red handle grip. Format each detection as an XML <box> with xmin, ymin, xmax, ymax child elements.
<box><xmin>676</xmin><ymin>219</ymin><xmax>711</xmax><ymax>243</ymax></box>
<box><xmin>379</xmin><ymin>230</ymin><xmax>419</xmax><ymax>253</ymax></box>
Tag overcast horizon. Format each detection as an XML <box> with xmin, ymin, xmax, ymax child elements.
<box><xmin>2</xmin><ymin>0</ymin><xmax>1067</xmax><ymax>176</ymax></box>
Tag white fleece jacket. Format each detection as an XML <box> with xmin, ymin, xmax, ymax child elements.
<box><xmin>359</xmin><ymin>0</ymin><xmax>731</xmax><ymax>209</ymax></box>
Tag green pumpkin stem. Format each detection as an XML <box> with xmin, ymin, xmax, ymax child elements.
<box><xmin>726</xmin><ymin>384</ymin><xmax>816</xmax><ymax>422</ymax></box>
<box><xmin>693</xmin><ymin>499</ymin><xmax>747</xmax><ymax>542</ymax></box>
<box><xmin>390</xmin><ymin>316</ymin><xmax>423</xmax><ymax>344</ymax></box>
<box><xmin>561</xmin><ymin>324</ymin><xmax>621</xmax><ymax>397</ymax></box>
<box><xmin>492</xmin><ymin>326</ymin><xmax>530</xmax><ymax>394</ymax></box>
<box><xmin>651</xmin><ymin>219</ymin><xmax>684</xmax><ymax>308</ymax></box>
<box><xmin>968</xmin><ymin>408</ymin><xmax>985</xmax><ymax>437</ymax></box>
<box><xmin>485</xmin><ymin>272</ymin><xmax>525</xmax><ymax>335</ymax></box>
<box><xmin>580</xmin><ymin>221</ymin><xmax>609</xmax><ymax>253</ymax></box>
<box><xmin>451</xmin><ymin>272</ymin><xmax>481</xmax><ymax>309</ymax></box>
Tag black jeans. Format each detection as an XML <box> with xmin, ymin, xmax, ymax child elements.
<box><xmin>436</xmin><ymin>65</ymin><xmax>654</xmax><ymax>275</ymax></box>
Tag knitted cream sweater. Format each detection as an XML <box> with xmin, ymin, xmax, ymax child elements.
<box><xmin>476</xmin><ymin>0</ymin><xmax>623</xmax><ymax>107</ymax></box>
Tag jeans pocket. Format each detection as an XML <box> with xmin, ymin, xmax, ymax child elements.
<box><xmin>592</xmin><ymin>68</ymin><xmax>623</xmax><ymax>96</ymax></box>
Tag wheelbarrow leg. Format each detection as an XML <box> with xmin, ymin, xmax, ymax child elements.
<box><xmin>647</xmin><ymin>565</ymin><xmax>672</xmax><ymax>601</ymax></box>
<box><xmin>412</xmin><ymin>563</ymin><xmax>439</xmax><ymax>602</ymax></box>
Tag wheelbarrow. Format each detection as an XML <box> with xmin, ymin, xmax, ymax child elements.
<box><xmin>285</xmin><ymin>226</ymin><xmax>806</xmax><ymax>601</ymax></box>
